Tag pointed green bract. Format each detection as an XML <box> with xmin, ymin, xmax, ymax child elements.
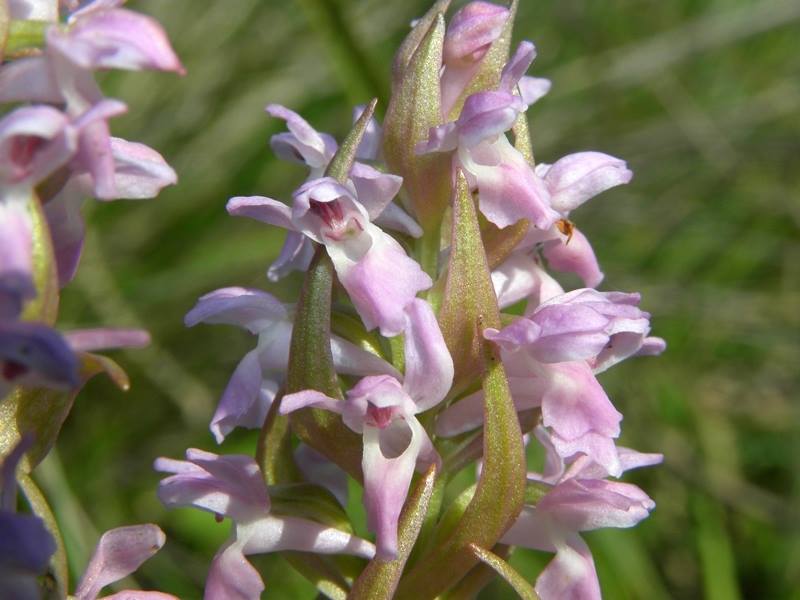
<box><xmin>286</xmin><ymin>247</ymin><xmax>363</xmax><ymax>481</ymax></box>
<box><xmin>256</xmin><ymin>393</ymin><xmax>301</xmax><ymax>485</ymax></box>
<box><xmin>326</xmin><ymin>97</ymin><xmax>378</xmax><ymax>183</ymax></box>
<box><xmin>270</xmin><ymin>482</ymin><xmax>354</xmax><ymax>533</ymax></box>
<box><xmin>395</xmin><ymin>171</ymin><xmax>525</xmax><ymax>598</ymax></box>
<box><xmin>4</xmin><ymin>18</ymin><xmax>48</xmax><ymax>57</ymax></box>
<box><xmin>349</xmin><ymin>464</ymin><xmax>438</xmax><ymax>600</ymax></box>
<box><xmin>21</xmin><ymin>193</ymin><xmax>59</xmax><ymax>325</ymax></box>
<box><xmin>285</xmin><ymin>552</ymin><xmax>350</xmax><ymax>600</ymax></box>
<box><xmin>446</xmin><ymin>0</ymin><xmax>519</xmax><ymax>121</ymax></box>
<box><xmin>391</xmin><ymin>0</ymin><xmax>451</xmax><ymax>88</ymax></box>
<box><xmin>0</xmin><ymin>1</ymin><xmax>9</xmax><ymax>62</ymax></box>
<box><xmin>438</xmin><ymin>171</ymin><xmax>501</xmax><ymax>390</ymax></box>
<box><xmin>383</xmin><ymin>13</ymin><xmax>451</xmax><ymax>233</ymax></box>
<box><xmin>469</xmin><ymin>544</ymin><xmax>539</xmax><ymax>600</ymax></box>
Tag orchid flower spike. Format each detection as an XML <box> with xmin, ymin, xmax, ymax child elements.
<box><xmin>281</xmin><ymin>298</ymin><xmax>453</xmax><ymax>559</ymax></box>
<box><xmin>228</xmin><ymin>177</ymin><xmax>431</xmax><ymax>336</ymax></box>
<box><xmin>184</xmin><ymin>287</ymin><xmax>399</xmax><ymax>443</ymax></box>
<box><xmin>155</xmin><ymin>449</ymin><xmax>375</xmax><ymax>600</ymax></box>
<box><xmin>418</xmin><ymin>42</ymin><xmax>560</xmax><ymax>230</ymax></box>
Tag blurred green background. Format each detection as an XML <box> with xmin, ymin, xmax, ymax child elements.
<box><xmin>38</xmin><ymin>0</ymin><xmax>800</xmax><ymax>597</ymax></box>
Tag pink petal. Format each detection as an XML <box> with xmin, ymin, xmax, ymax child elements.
<box><xmin>332</xmin><ymin>223</ymin><xmax>431</xmax><ymax>337</ymax></box>
<box><xmin>541</xmin><ymin>151</ymin><xmax>632</xmax><ymax>213</ymax></box>
<box><xmin>50</xmin><ymin>8</ymin><xmax>184</xmax><ymax>74</ymax></box>
<box><xmin>74</xmin><ymin>525</ymin><xmax>165</xmax><ymax>600</ymax></box>
<box><xmin>204</xmin><ymin>543</ymin><xmax>264</xmax><ymax>600</ymax></box>
<box><xmin>44</xmin><ymin>180</ymin><xmax>87</xmax><ymax>287</ymax></box>
<box><xmin>267</xmin><ymin>231</ymin><xmax>314</xmax><ymax>281</ymax></box>
<box><xmin>103</xmin><ymin>137</ymin><xmax>177</xmax><ymax>199</ymax></box>
<box><xmin>401</xmin><ymin>298</ymin><xmax>453</xmax><ymax>412</ymax></box>
<box><xmin>64</xmin><ymin>328</ymin><xmax>150</xmax><ymax>352</ymax></box>
<box><xmin>209</xmin><ymin>351</ymin><xmax>267</xmax><ymax>444</ymax></box>
<box><xmin>226</xmin><ymin>196</ymin><xmax>294</xmax><ymax>231</ymax></box>
<box><xmin>266</xmin><ymin>104</ymin><xmax>336</xmax><ymax>170</ymax></box>
<box><xmin>542</xmin><ymin>227</ymin><xmax>604</xmax><ymax>288</ymax></box>
<box><xmin>535</xmin><ymin>534</ymin><xmax>601</xmax><ymax>600</ymax></box>
<box><xmin>499</xmin><ymin>41</ymin><xmax>537</xmax><ymax>93</ymax></box>
<box><xmin>184</xmin><ymin>287</ymin><xmax>287</xmax><ymax>333</ymax></box>
<box><xmin>0</xmin><ymin>57</ymin><xmax>62</xmax><ymax>104</ymax></box>
<box><xmin>280</xmin><ymin>390</ymin><xmax>343</xmax><ymax>416</ymax></box>
<box><xmin>518</xmin><ymin>76</ymin><xmax>551</xmax><ymax>106</ymax></box>
<box><xmin>349</xmin><ymin>161</ymin><xmax>403</xmax><ymax>220</ymax></box>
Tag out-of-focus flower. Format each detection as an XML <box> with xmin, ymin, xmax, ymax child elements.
<box><xmin>155</xmin><ymin>449</ymin><xmax>375</xmax><ymax>600</ymax></box>
<box><xmin>281</xmin><ymin>299</ymin><xmax>453</xmax><ymax>558</ymax></box>
<box><xmin>74</xmin><ymin>524</ymin><xmax>177</xmax><ymax>600</ymax></box>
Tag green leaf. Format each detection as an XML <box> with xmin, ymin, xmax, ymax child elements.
<box><xmin>286</xmin><ymin>247</ymin><xmax>363</xmax><ymax>481</ymax></box>
<box><xmin>446</xmin><ymin>0</ymin><xmax>519</xmax><ymax>121</ymax></box>
<box><xmin>349</xmin><ymin>464</ymin><xmax>438</xmax><ymax>600</ymax></box>
<box><xmin>383</xmin><ymin>12</ymin><xmax>451</xmax><ymax>233</ymax></box>
<box><xmin>269</xmin><ymin>482</ymin><xmax>354</xmax><ymax>532</ymax></box>
<box><xmin>256</xmin><ymin>391</ymin><xmax>301</xmax><ymax>485</ymax></box>
<box><xmin>326</xmin><ymin>97</ymin><xmax>377</xmax><ymax>184</ymax></box>
<box><xmin>21</xmin><ymin>192</ymin><xmax>59</xmax><ymax>325</ymax></box>
<box><xmin>0</xmin><ymin>352</ymin><xmax>131</xmax><ymax>473</ymax></box>
<box><xmin>395</xmin><ymin>171</ymin><xmax>526</xmax><ymax>599</ymax></box>
<box><xmin>0</xmin><ymin>1</ymin><xmax>9</xmax><ymax>62</ymax></box>
<box><xmin>4</xmin><ymin>18</ymin><xmax>48</xmax><ymax>57</ymax></box>
<box><xmin>468</xmin><ymin>544</ymin><xmax>539</xmax><ymax>600</ymax></box>
<box><xmin>285</xmin><ymin>552</ymin><xmax>350</xmax><ymax>600</ymax></box>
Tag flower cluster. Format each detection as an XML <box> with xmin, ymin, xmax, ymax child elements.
<box><xmin>0</xmin><ymin>1</ymin><xmax>182</xmax><ymax>597</ymax></box>
<box><xmin>156</xmin><ymin>1</ymin><xmax>666</xmax><ymax>598</ymax></box>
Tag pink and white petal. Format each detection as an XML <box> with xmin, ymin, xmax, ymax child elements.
<box><xmin>435</xmin><ymin>388</ymin><xmax>484</xmax><ymax>437</ymax></box>
<box><xmin>362</xmin><ymin>418</ymin><xmax>424</xmax><ymax>559</ymax></box>
<box><xmin>415</xmin><ymin>122</ymin><xmax>459</xmax><ymax>155</ymax></box>
<box><xmin>518</xmin><ymin>76</ymin><xmax>551</xmax><ymax>106</ymax></box>
<box><xmin>52</xmin><ymin>8</ymin><xmax>185</xmax><ymax>73</ymax></box>
<box><xmin>64</xmin><ymin>328</ymin><xmax>150</xmax><ymax>352</ymax></box>
<box><xmin>204</xmin><ymin>543</ymin><xmax>264</xmax><ymax>600</ymax></box>
<box><xmin>538</xmin><ymin>478</ymin><xmax>655</xmax><ymax>531</ymax></box>
<box><xmin>266</xmin><ymin>104</ymin><xmax>336</xmax><ymax>169</ymax></box>
<box><xmin>280</xmin><ymin>390</ymin><xmax>343</xmax><ymax>416</ymax></box>
<box><xmin>155</xmin><ymin>450</ymin><xmax>269</xmax><ymax>521</ymax></box>
<box><xmin>352</xmin><ymin>104</ymin><xmax>382</xmax><ymax>161</ymax></box>
<box><xmin>540</xmin><ymin>362</ymin><xmax>622</xmax><ymax>440</ymax></box>
<box><xmin>551</xmin><ymin>431</ymin><xmax>622</xmax><ymax>479</ymax></box>
<box><xmin>349</xmin><ymin>162</ymin><xmax>402</xmax><ymax>220</ymax></box>
<box><xmin>0</xmin><ymin>57</ymin><xmax>62</xmax><ymax>104</ymax></box>
<box><xmin>294</xmin><ymin>443</ymin><xmax>348</xmax><ymax>507</ymax></box>
<box><xmin>106</xmin><ymin>138</ymin><xmax>177</xmax><ymax>199</ymax></box>
<box><xmin>499</xmin><ymin>41</ymin><xmax>537</xmax><ymax>93</ymax></box>
<box><xmin>44</xmin><ymin>179</ymin><xmax>89</xmax><ymax>287</ymax></box>
<box><xmin>267</xmin><ymin>232</ymin><xmax>315</xmax><ymax>282</ymax></box>
<box><xmin>636</xmin><ymin>336</ymin><xmax>667</xmax><ymax>357</ymax></box>
<box><xmin>184</xmin><ymin>287</ymin><xmax>287</xmax><ymax>333</ymax></box>
<box><xmin>542</xmin><ymin>227</ymin><xmax>604</xmax><ymax>289</ymax></box>
<box><xmin>443</xmin><ymin>1</ymin><xmax>509</xmax><ymax>67</ymax></box>
<box><xmin>238</xmin><ymin>514</ymin><xmax>375</xmax><ymax>558</ymax></box>
<box><xmin>535</xmin><ymin>534</ymin><xmax>601</xmax><ymax>600</ymax></box>
<box><xmin>208</xmin><ymin>353</ymin><xmax>270</xmax><ymax>443</ymax></box>
<box><xmin>461</xmin><ymin>139</ymin><xmax>558</xmax><ymax>230</ymax></box>
<box><xmin>74</xmin><ymin>525</ymin><xmax>165</xmax><ymax>600</ymax></box>
<box><xmin>372</xmin><ymin>201</ymin><xmax>423</xmax><ymax>238</ymax></box>
<box><xmin>330</xmin><ymin>335</ymin><xmax>400</xmax><ymax>378</ymax></box>
<box><xmin>457</xmin><ymin>91</ymin><xmax>525</xmax><ymax>147</ymax></box>
<box><xmin>332</xmin><ymin>224</ymin><xmax>431</xmax><ymax>337</ymax></box>
<box><xmin>402</xmin><ymin>298</ymin><xmax>453</xmax><ymax>412</ymax></box>
<box><xmin>0</xmin><ymin>196</ymin><xmax>35</xmax><ymax>315</ymax></box>
<box><xmin>226</xmin><ymin>196</ymin><xmax>295</xmax><ymax>231</ymax></box>
<box><xmin>103</xmin><ymin>592</ymin><xmax>179</xmax><ymax>600</ymax></box>
<box><xmin>543</xmin><ymin>151</ymin><xmax>632</xmax><ymax>214</ymax></box>
<box><xmin>8</xmin><ymin>0</ymin><xmax>58</xmax><ymax>20</ymax></box>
